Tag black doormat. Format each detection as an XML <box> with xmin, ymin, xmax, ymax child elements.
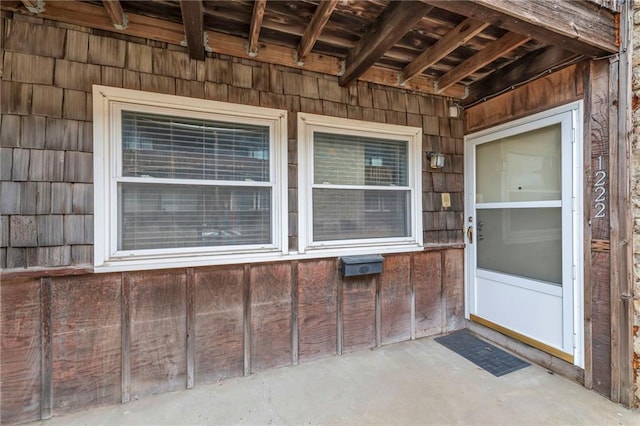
<box><xmin>435</xmin><ymin>329</ymin><xmax>530</xmax><ymax>377</ymax></box>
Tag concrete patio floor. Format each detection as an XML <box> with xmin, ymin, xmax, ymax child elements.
<box><xmin>37</xmin><ymin>335</ymin><xmax>638</xmax><ymax>425</ymax></box>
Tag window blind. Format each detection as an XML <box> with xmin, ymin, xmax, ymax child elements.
<box><xmin>314</xmin><ymin>132</ymin><xmax>407</xmax><ymax>186</ymax></box>
<box><xmin>118</xmin><ymin>111</ymin><xmax>273</xmax><ymax>251</ymax></box>
<box><xmin>312</xmin><ymin>189</ymin><xmax>410</xmax><ymax>241</ymax></box>
<box><xmin>118</xmin><ymin>183</ymin><xmax>271</xmax><ymax>250</ymax></box>
<box><xmin>312</xmin><ymin>132</ymin><xmax>410</xmax><ymax>241</ymax></box>
<box><xmin>122</xmin><ymin>111</ymin><xmax>270</xmax><ymax>182</ymax></box>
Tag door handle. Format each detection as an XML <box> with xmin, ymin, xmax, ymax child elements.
<box><xmin>467</xmin><ymin>225</ymin><xmax>473</xmax><ymax>244</ymax></box>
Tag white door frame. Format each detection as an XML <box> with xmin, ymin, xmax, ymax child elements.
<box><xmin>464</xmin><ymin>101</ymin><xmax>584</xmax><ymax>367</ymax></box>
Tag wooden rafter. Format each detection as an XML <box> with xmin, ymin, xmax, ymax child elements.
<box><xmin>296</xmin><ymin>0</ymin><xmax>338</xmax><ymax>65</ymax></box>
<box><xmin>1</xmin><ymin>0</ymin><xmax>467</xmax><ymax>98</ymax></box>
<box><xmin>401</xmin><ymin>18</ymin><xmax>489</xmax><ymax>84</ymax></box>
<box><xmin>424</xmin><ymin>0</ymin><xmax>617</xmax><ymax>57</ymax></box>
<box><xmin>437</xmin><ymin>32</ymin><xmax>530</xmax><ymax>92</ymax></box>
<box><xmin>21</xmin><ymin>0</ymin><xmax>44</xmax><ymax>14</ymax></box>
<box><xmin>180</xmin><ymin>0</ymin><xmax>205</xmax><ymax>61</ymax></box>
<box><xmin>102</xmin><ymin>0</ymin><xmax>127</xmax><ymax>30</ymax></box>
<box><xmin>248</xmin><ymin>0</ymin><xmax>267</xmax><ymax>56</ymax></box>
<box><xmin>339</xmin><ymin>1</ymin><xmax>433</xmax><ymax>87</ymax></box>
<box><xmin>463</xmin><ymin>45</ymin><xmax>581</xmax><ymax>105</ymax></box>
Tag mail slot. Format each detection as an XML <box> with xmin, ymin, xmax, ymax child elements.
<box><xmin>340</xmin><ymin>255</ymin><xmax>384</xmax><ymax>277</ymax></box>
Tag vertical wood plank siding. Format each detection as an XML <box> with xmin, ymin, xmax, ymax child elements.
<box><xmin>0</xmin><ymin>13</ymin><xmax>466</xmax><ymax>423</ymax></box>
<box><xmin>1</xmin><ymin>251</ymin><xmax>464</xmax><ymax>422</ymax></box>
<box><xmin>194</xmin><ymin>266</ymin><xmax>245</xmax><ymax>383</ymax></box>
<box><xmin>0</xmin><ymin>279</ymin><xmax>42</xmax><ymax>424</ymax></box>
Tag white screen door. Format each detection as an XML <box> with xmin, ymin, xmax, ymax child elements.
<box><xmin>465</xmin><ymin>103</ymin><xmax>583</xmax><ymax>365</ymax></box>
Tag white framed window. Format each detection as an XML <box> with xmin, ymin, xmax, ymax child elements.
<box><xmin>298</xmin><ymin>113</ymin><xmax>423</xmax><ymax>255</ymax></box>
<box><xmin>93</xmin><ymin>86</ymin><xmax>287</xmax><ymax>272</ymax></box>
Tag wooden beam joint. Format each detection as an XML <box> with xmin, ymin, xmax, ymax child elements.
<box><xmin>248</xmin><ymin>0</ymin><xmax>267</xmax><ymax>57</ymax></box>
<box><xmin>21</xmin><ymin>0</ymin><xmax>44</xmax><ymax>14</ymax></box>
<box><xmin>102</xmin><ymin>0</ymin><xmax>128</xmax><ymax>30</ymax></box>
<box><xmin>297</xmin><ymin>0</ymin><xmax>338</xmax><ymax>66</ymax></box>
<box><xmin>401</xmin><ymin>18</ymin><xmax>489</xmax><ymax>84</ymax></box>
<box><xmin>180</xmin><ymin>0</ymin><xmax>205</xmax><ymax>61</ymax></box>
<box><xmin>339</xmin><ymin>1</ymin><xmax>433</xmax><ymax>86</ymax></box>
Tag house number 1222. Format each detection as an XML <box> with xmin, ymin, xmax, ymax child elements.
<box><xmin>594</xmin><ymin>156</ymin><xmax>606</xmax><ymax>218</ymax></box>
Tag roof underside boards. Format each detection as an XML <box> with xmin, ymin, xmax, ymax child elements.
<box><xmin>2</xmin><ymin>0</ymin><xmax>619</xmax><ymax>103</ymax></box>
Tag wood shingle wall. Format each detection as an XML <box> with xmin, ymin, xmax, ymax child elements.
<box><xmin>1</xmin><ymin>12</ymin><xmax>466</xmax><ymax>424</ymax></box>
<box><xmin>0</xmin><ymin>12</ymin><xmax>464</xmax><ymax>270</ymax></box>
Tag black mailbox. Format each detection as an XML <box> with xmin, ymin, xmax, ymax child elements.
<box><xmin>340</xmin><ymin>255</ymin><xmax>384</xmax><ymax>277</ymax></box>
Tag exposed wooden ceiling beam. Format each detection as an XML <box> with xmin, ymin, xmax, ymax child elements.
<box><xmin>1</xmin><ymin>0</ymin><xmax>466</xmax><ymax>98</ymax></box>
<box><xmin>102</xmin><ymin>0</ymin><xmax>127</xmax><ymax>30</ymax></box>
<box><xmin>401</xmin><ymin>18</ymin><xmax>489</xmax><ymax>84</ymax></box>
<box><xmin>463</xmin><ymin>45</ymin><xmax>581</xmax><ymax>106</ymax></box>
<box><xmin>248</xmin><ymin>0</ymin><xmax>267</xmax><ymax>56</ymax></box>
<box><xmin>180</xmin><ymin>0</ymin><xmax>205</xmax><ymax>61</ymax></box>
<box><xmin>437</xmin><ymin>32</ymin><xmax>530</xmax><ymax>92</ymax></box>
<box><xmin>339</xmin><ymin>1</ymin><xmax>433</xmax><ymax>87</ymax></box>
<box><xmin>296</xmin><ymin>0</ymin><xmax>338</xmax><ymax>65</ymax></box>
<box><xmin>423</xmin><ymin>0</ymin><xmax>617</xmax><ymax>57</ymax></box>
<box><xmin>21</xmin><ymin>0</ymin><xmax>44</xmax><ymax>14</ymax></box>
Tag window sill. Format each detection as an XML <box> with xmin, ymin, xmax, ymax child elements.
<box><xmin>93</xmin><ymin>243</ymin><xmax>427</xmax><ymax>273</ymax></box>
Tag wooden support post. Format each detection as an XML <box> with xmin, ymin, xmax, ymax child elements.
<box><xmin>617</xmin><ymin>0</ymin><xmax>634</xmax><ymax>407</ymax></box>
<box><xmin>608</xmin><ymin>55</ymin><xmax>621</xmax><ymax>403</ymax></box>
<box><xmin>186</xmin><ymin>268</ymin><xmax>196</xmax><ymax>389</ymax></box>
<box><xmin>582</xmin><ymin>60</ymin><xmax>594</xmax><ymax>391</ymax></box>
<box><xmin>40</xmin><ymin>277</ymin><xmax>52</xmax><ymax>420</ymax></box>
<box><xmin>611</xmin><ymin>0</ymin><xmax>634</xmax><ymax>406</ymax></box>
<box><xmin>121</xmin><ymin>274</ymin><xmax>131</xmax><ymax>403</ymax></box>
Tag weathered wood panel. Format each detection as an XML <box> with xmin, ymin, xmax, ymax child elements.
<box><xmin>589</xmin><ymin>60</ymin><xmax>611</xmax><ymax>241</ymax></box>
<box><xmin>341</xmin><ymin>275</ymin><xmax>376</xmax><ymax>353</ymax></box>
<box><xmin>128</xmin><ymin>271</ymin><xmax>187</xmax><ymax>398</ymax></box>
<box><xmin>465</xmin><ymin>64</ymin><xmax>584</xmax><ymax>133</ymax></box>
<box><xmin>250</xmin><ymin>263</ymin><xmax>292</xmax><ymax>371</ymax></box>
<box><xmin>588</xmin><ymin>59</ymin><xmax>613</xmax><ymax>397</ymax></box>
<box><xmin>591</xmin><ymin>251</ymin><xmax>611</xmax><ymax>394</ymax></box>
<box><xmin>443</xmin><ymin>249</ymin><xmax>465</xmax><ymax>332</ymax></box>
<box><xmin>194</xmin><ymin>266</ymin><xmax>244</xmax><ymax>384</ymax></box>
<box><xmin>0</xmin><ymin>279</ymin><xmax>41</xmax><ymax>424</ymax></box>
<box><xmin>380</xmin><ymin>254</ymin><xmax>411</xmax><ymax>345</ymax></box>
<box><xmin>297</xmin><ymin>259</ymin><xmax>337</xmax><ymax>362</ymax></box>
<box><xmin>51</xmin><ymin>275</ymin><xmax>121</xmax><ymax>413</ymax></box>
<box><xmin>413</xmin><ymin>251</ymin><xmax>443</xmax><ymax>337</ymax></box>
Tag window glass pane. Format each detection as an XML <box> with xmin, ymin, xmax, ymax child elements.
<box><xmin>314</xmin><ymin>133</ymin><xmax>407</xmax><ymax>186</ymax></box>
<box><xmin>477</xmin><ymin>208</ymin><xmax>561</xmax><ymax>284</ymax></box>
<box><xmin>118</xmin><ymin>182</ymin><xmax>271</xmax><ymax>250</ymax></box>
<box><xmin>122</xmin><ymin>111</ymin><xmax>270</xmax><ymax>181</ymax></box>
<box><xmin>313</xmin><ymin>189</ymin><xmax>410</xmax><ymax>241</ymax></box>
<box><xmin>476</xmin><ymin>124</ymin><xmax>561</xmax><ymax>203</ymax></box>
